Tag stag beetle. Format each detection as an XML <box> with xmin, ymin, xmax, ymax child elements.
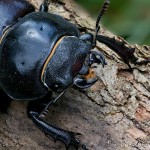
<box><xmin>0</xmin><ymin>0</ymin><xmax>137</xmax><ymax>149</ymax></box>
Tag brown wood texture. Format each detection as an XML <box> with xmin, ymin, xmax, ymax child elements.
<box><xmin>0</xmin><ymin>0</ymin><xmax>150</xmax><ymax>150</ymax></box>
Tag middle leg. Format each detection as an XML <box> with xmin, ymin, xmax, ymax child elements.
<box><xmin>27</xmin><ymin>93</ymin><xmax>87</xmax><ymax>150</ymax></box>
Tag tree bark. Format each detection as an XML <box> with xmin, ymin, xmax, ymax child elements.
<box><xmin>0</xmin><ymin>0</ymin><xmax>150</xmax><ymax>150</ymax></box>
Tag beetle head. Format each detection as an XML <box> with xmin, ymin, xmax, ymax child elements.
<box><xmin>41</xmin><ymin>36</ymin><xmax>92</xmax><ymax>92</ymax></box>
<box><xmin>41</xmin><ymin>0</ymin><xmax>110</xmax><ymax>93</ymax></box>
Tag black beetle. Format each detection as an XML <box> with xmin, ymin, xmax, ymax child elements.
<box><xmin>0</xmin><ymin>0</ymin><xmax>137</xmax><ymax>149</ymax></box>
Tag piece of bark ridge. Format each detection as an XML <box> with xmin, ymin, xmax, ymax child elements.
<box><xmin>0</xmin><ymin>0</ymin><xmax>149</xmax><ymax>150</ymax></box>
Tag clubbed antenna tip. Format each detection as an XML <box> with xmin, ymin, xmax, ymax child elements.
<box><xmin>93</xmin><ymin>0</ymin><xmax>110</xmax><ymax>46</ymax></box>
<box><xmin>96</xmin><ymin>0</ymin><xmax>110</xmax><ymax>28</ymax></box>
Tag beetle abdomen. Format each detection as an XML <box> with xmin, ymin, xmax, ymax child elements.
<box><xmin>0</xmin><ymin>0</ymin><xmax>35</xmax><ymax>37</ymax></box>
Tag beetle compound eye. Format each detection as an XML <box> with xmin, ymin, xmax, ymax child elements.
<box><xmin>72</xmin><ymin>57</ymin><xmax>84</xmax><ymax>76</ymax></box>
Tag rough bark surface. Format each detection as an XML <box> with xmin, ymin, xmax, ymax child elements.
<box><xmin>0</xmin><ymin>0</ymin><xmax>150</xmax><ymax>150</ymax></box>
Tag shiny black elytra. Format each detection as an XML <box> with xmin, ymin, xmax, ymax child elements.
<box><xmin>0</xmin><ymin>0</ymin><xmax>137</xmax><ymax>149</ymax></box>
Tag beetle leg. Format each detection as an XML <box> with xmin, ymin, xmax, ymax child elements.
<box><xmin>96</xmin><ymin>34</ymin><xmax>138</xmax><ymax>69</ymax></box>
<box><xmin>0</xmin><ymin>89</ymin><xmax>11</xmax><ymax>113</ymax></box>
<box><xmin>39</xmin><ymin>0</ymin><xmax>50</xmax><ymax>12</ymax></box>
<box><xmin>27</xmin><ymin>93</ymin><xmax>87</xmax><ymax>150</ymax></box>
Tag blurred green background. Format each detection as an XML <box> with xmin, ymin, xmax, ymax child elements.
<box><xmin>75</xmin><ymin>0</ymin><xmax>150</xmax><ymax>45</ymax></box>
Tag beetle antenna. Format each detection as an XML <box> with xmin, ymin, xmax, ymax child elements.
<box><xmin>93</xmin><ymin>0</ymin><xmax>110</xmax><ymax>47</ymax></box>
<box><xmin>39</xmin><ymin>90</ymin><xmax>66</xmax><ymax>118</ymax></box>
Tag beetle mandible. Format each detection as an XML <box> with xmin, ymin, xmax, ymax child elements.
<box><xmin>0</xmin><ymin>0</ymin><xmax>137</xmax><ymax>149</ymax></box>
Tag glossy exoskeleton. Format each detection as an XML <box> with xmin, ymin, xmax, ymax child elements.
<box><xmin>0</xmin><ymin>0</ymin><xmax>138</xmax><ymax>149</ymax></box>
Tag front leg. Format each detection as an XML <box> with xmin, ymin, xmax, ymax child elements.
<box><xmin>0</xmin><ymin>89</ymin><xmax>12</xmax><ymax>113</ymax></box>
<box><xmin>96</xmin><ymin>34</ymin><xmax>138</xmax><ymax>69</ymax></box>
<box><xmin>39</xmin><ymin>0</ymin><xmax>50</xmax><ymax>12</ymax></box>
<box><xmin>27</xmin><ymin>93</ymin><xmax>87</xmax><ymax>150</ymax></box>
